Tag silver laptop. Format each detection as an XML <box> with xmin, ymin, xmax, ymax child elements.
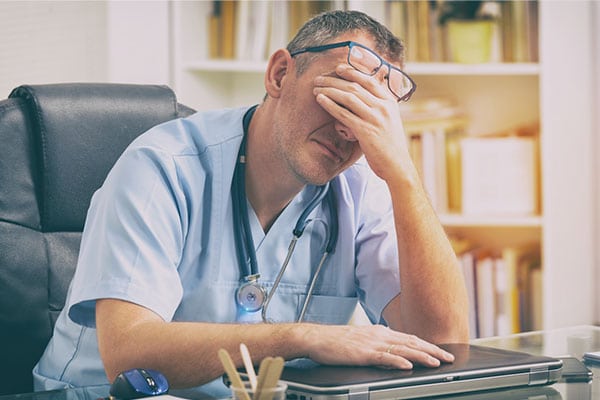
<box><xmin>279</xmin><ymin>344</ymin><xmax>563</xmax><ymax>400</ymax></box>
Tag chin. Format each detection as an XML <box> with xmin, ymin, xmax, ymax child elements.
<box><xmin>299</xmin><ymin>170</ymin><xmax>338</xmax><ymax>187</ymax></box>
<box><xmin>293</xmin><ymin>158</ymin><xmax>348</xmax><ymax>186</ymax></box>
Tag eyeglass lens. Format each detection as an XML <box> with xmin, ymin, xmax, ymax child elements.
<box><xmin>348</xmin><ymin>46</ymin><xmax>412</xmax><ymax>100</ymax></box>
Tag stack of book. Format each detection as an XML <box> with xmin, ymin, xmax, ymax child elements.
<box><xmin>402</xmin><ymin>97</ymin><xmax>540</xmax><ymax>218</ymax></box>
<box><xmin>400</xmin><ymin>97</ymin><xmax>467</xmax><ymax>214</ymax></box>
<box><xmin>208</xmin><ymin>0</ymin><xmax>335</xmax><ymax>61</ymax></box>
<box><xmin>206</xmin><ymin>0</ymin><xmax>539</xmax><ymax>64</ymax></box>
<box><xmin>452</xmin><ymin>239</ymin><xmax>542</xmax><ymax>338</ymax></box>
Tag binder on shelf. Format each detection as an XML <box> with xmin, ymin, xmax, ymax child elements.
<box><xmin>460</xmin><ymin>135</ymin><xmax>538</xmax><ymax>216</ymax></box>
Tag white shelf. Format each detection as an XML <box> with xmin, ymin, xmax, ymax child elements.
<box><xmin>184</xmin><ymin>60</ymin><xmax>540</xmax><ymax>76</ymax></box>
<box><xmin>185</xmin><ymin>60</ymin><xmax>267</xmax><ymax>73</ymax></box>
<box><xmin>439</xmin><ymin>214</ymin><xmax>542</xmax><ymax>228</ymax></box>
<box><xmin>406</xmin><ymin>62</ymin><xmax>540</xmax><ymax>76</ymax></box>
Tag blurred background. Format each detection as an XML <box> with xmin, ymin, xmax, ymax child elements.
<box><xmin>0</xmin><ymin>0</ymin><xmax>598</xmax><ymax>338</ymax></box>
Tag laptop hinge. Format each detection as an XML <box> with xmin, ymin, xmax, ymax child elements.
<box><xmin>348</xmin><ymin>387</ymin><xmax>369</xmax><ymax>400</ymax></box>
<box><xmin>529</xmin><ymin>366</ymin><xmax>549</xmax><ymax>385</ymax></box>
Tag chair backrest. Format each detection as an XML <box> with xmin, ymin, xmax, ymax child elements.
<box><xmin>0</xmin><ymin>83</ymin><xmax>195</xmax><ymax>395</ymax></box>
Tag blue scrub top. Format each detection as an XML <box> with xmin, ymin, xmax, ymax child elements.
<box><xmin>33</xmin><ymin>106</ymin><xmax>400</xmax><ymax>397</ymax></box>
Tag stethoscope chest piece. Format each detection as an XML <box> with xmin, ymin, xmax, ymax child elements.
<box><xmin>236</xmin><ymin>274</ymin><xmax>266</xmax><ymax>312</ymax></box>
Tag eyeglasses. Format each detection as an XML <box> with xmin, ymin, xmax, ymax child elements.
<box><xmin>290</xmin><ymin>41</ymin><xmax>416</xmax><ymax>102</ymax></box>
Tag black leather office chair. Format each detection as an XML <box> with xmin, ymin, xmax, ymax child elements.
<box><xmin>0</xmin><ymin>83</ymin><xmax>195</xmax><ymax>395</ymax></box>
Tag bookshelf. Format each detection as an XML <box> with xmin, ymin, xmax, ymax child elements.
<box><xmin>166</xmin><ymin>0</ymin><xmax>597</xmax><ymax>334</ymax></box>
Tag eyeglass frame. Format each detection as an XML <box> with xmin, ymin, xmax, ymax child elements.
<box><xmin>289</xmin><ymin>40</ymin><xmax>416</xmax><ymax>102</ymax></box>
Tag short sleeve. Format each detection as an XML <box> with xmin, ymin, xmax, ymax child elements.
<box><xmin>68</xmin><ymin>142</ymin><xmax>188</xmax><ymax>327</ymax></box>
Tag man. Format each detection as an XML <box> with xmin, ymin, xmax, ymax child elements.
<box><xmin>34</xmin><ymin>9</ymin><xmax>469</xmax><ymax>397</ymax></box>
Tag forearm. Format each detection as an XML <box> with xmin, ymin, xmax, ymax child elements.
<box><xmin>97</xmin><ymin>300</ymin><xmax>308</xmax><ymax>388</ymax></box>
<box><xmin>97</xmin><ymin>296</ymin><xmax>458</xmax><ymax>388</ymax></box>
<box><xmin>386</xmin><ymin>169</ymin><xmax>469</xmax><ymax>343</ymax></box>
<box><xmin>105</xmin><ymin>321</ymin><xmax>305</xmax><ymax>387</ymax></box>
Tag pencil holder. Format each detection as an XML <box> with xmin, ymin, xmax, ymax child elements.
<box><xmin>231</xmin><ymin>381</ymin><xmax>287</xmax><ymax>400</ymax></box>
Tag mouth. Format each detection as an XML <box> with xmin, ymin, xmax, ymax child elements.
<box><xmin>312</xmin><ymin>138</ymin><xmax>345</xmax><ymax>163</ymax></box>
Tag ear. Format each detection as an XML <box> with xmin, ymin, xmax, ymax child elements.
<box><xmin>264</xmin><ymin>49</ymin><xmax>293</xmax><ymax>99</ymax></box>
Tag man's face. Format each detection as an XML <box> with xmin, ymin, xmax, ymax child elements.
<box><xmin>271</xmin><ymin>34</ymin><xmax>379</xmax><ymax>186</ymax></box>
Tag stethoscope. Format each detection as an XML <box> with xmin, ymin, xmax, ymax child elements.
<box><xmin>233</xmin><ymin>106</ymin><xmax>339</xmax><ymax>323</ymax></box>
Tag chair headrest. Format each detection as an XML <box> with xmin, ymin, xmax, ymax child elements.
<box><xmin>9</xmin><ymin>83</ymin><xmax>184</xmax><ymax>232</ymax></box>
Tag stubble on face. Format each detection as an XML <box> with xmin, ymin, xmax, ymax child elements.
<box><xmin>271</xmin><ymin>59</ymin><xmax>363</xmax><ymax>186</ymax></box>
<box><xmin>273</xmin><ymin>116</ymin><xmax>362</xmax><ymax>186</ymax></box>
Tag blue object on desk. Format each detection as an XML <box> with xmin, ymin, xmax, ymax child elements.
<box><xmin>109</xmin><ymin>368</ymin><xmax>169</xmax><ymax>399</ymax></box>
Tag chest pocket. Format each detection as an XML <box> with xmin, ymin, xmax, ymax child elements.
<box><xmin>296</xmin><ymin>294</ymin><xmax>358</xmax><ymax>324</ymax></box>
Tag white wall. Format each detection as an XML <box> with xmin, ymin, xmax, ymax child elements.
<box><xmin>0</xmin><ymin>0</ymin><xmax>170</xmax><ymax>96</ymax></box>
<box><xmin>0</xmin><ymin>1</ymin><xmax>108</xmax><ymax>97</ymax></box>
<box><xmin>106</xmin><ymin>1</ymin><xmax>170</xmax><ymax>85</ymax></box>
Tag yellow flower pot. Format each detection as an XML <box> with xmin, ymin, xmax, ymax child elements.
<box><xmin>447</xmin><ymin>19</ymin><xmax>494</xmax><ymax>64</ymax></box>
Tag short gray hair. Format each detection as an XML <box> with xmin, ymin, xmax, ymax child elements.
<box><xmin>287</xmin><ymin>9</ymin><xmax>405</xmax><ymax>74</ymax></box>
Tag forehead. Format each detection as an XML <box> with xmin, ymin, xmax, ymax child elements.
<box><xmin>314</xmin><ymin>33</ymin><xmax>400</xmax><ymax>69</ymax></box>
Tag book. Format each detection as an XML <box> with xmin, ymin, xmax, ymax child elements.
<box><xmin>235</xmin><ymin>0</ymin><xmax>251</xmax><ymax>60</ymax></box>
<box><xmin>494</xmin><ymin>256</ymin><xmax>510</xmax><ymax>336</ymax></box>
<box><xmin>404</xmin><ymin>0</ymin><xmax>419</xmax><ymax>63</ymax></box>
<box><xmin>501</xmin><ymin>246</ymin><xmax>542</xmax><ymax>334</ymax></box>
<box><xmin>220</xmin><ymin>0</ymin><xmax>236</xmax><ymax>59</ymax></box>
<box><xmin>416</xmin><ymin>0</ymin><xmax>431</xmax><ymax>62</ymax></box>
<box><xmin>386</xmin><ymin>0</ymin><xmax>407</xmax><ymax>44</ymax></box>
<box><xmin>476</xmin><ymin>255</ymin><xmax>496</xmax><ymax>338</ymax></box>
<box><xmin>445</xmin><ymin>132</ymin><xmax>462</xmax><ymax>212</ymax></box>
<box><xmin>408</xmin><ymin>134</ymin><xmax>423</xmax><ymax>183</ymax></box>
<box><xmin>208</xmin><ymin>1</ymin><xmax>222</xmax><ymax>59</ymax></box>
<box><xmin>516</xmin><ymin>251</ymin><xmax>543</xmax><ymax>331</ymax></box>
<box><xmin>248</xmin><ymin>1</ymin><xmax>270</xmax><ymax>62</ymax></box>
<box><xmin>460</xmin><ymin>136</ymin><xmax>538</xmax><ymax>216</ymax></box>
<box><xmin>510</xmin><ymin>0</ymin><xmax>529</xmax><ymax>62</ymax></box>
<box><xmin>267</xmin><ymin>1</ymin><xmax>289</xmax><ymax>56</ymax></box>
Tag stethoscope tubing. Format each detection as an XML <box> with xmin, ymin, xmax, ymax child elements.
<box><xmin>233</xmin><ymin>106</ymin><xmax>339</xmax><ymax>322</ymax></box>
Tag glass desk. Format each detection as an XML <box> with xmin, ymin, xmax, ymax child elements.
<box><xmin>469</xmin><ymin>324</ymin><xmax>600</xmax><ymax>399</ymax></box>
<box><xmin>2</xmin><ymin>325</ymin><xmax>599</xmax><ymax>400</ymax></box>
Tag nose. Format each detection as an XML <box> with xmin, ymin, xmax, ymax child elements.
<box><xmin>334</xmin><ymin>121</ymin><xmax>357</xmax><ymax>141</ymax></box>
<box><xmin>375</xmin><ymin>63</ymin><xmax>391</xmax><ymax>84</ymax></box>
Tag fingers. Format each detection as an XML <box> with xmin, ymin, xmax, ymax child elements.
<box><xmin>311</xmin><ymin>63</ymin><xmax>413</xmax><ymax>182</ymax></box>
<box><xmin>376</xmin><ymin>330</ymin><xmax>454</xmax><ymax>370</ymax></box>
<box><xmin>313</xmin><ymin>66</ymin><xmax>390</xmax><ymax>125</ymax></box>
<box><xmin>305</xmin><ymin>325</ymin><xmax>455</xmax><ymax>372</ymax></box>
<box><xmin>312</xmin><ymin>70</ymin><xmax>399</xmax><ymax>143</ymax></box>
<box><xmin>383</xmin><ymin>341</ymin><xmax>450</xmax><ymax>369</ymax></box>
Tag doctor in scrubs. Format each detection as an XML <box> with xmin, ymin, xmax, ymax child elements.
<box><xmin>34</xmin><ymin>9</ymin><xmax>469</xmax><ymax>397</ymax></box>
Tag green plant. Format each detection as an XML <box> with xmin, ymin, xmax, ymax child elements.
<box><xmin>438</xmin><ymin>1</ymin><xmax>490</xmax><ymax>25</ymax></box>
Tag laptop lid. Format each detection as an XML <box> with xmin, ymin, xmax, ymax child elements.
<box><xmin>280</xmin><ymin>344</ymin><xmax>563</xmax><ymax>400</ymax></box>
